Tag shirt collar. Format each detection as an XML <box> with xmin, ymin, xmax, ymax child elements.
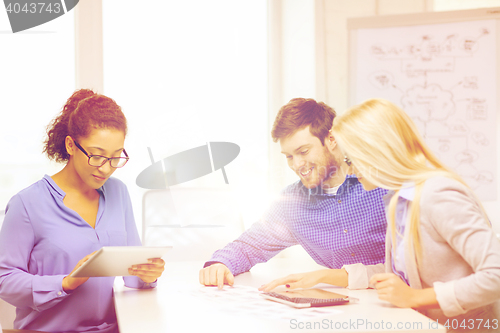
<box><xmin>301</xmin><ymin>175</ymin><xmax>359</xmax><ymax>197</ymax></box>
<box><xmin>398</xmin><ymin>182</ymin><xmax>415</xmax><ymax>201</ymax></box>
<box><xmin>43</xmin><ymin>174</ymin><xmax>105</xmax><ymax>198</ymax></box>
<box><xmin>98</xmin><ymin>184</ymin><xmax>105</xmax><ymax>196</ymax></box>
<box><xmin>43</xmin><ymin>174</ymin><xmax>65</xmax><ymax>198</ymax></box>
<box><xmin>384</xmin><ymin>182</ymin><xmax>415</xmax><ymax>204</ymax></box>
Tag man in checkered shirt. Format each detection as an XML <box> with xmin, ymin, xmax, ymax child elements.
<box><xmin>199</xmin><ymin>98</ymin><xmax>387</xmax><ymax>289</ymax></box>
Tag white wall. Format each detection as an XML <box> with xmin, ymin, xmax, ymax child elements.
<box><xmin>317</xmin><ymin>0</ymin><xmax>434</xmax><ymax>113</ymax></box>
<box><xmin>268</xmin><ymin>0</ymin><xmax>318</xmax><ymax>192</ymax></box>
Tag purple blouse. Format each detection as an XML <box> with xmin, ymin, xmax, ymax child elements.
<box><xmin>0</xmin><ymin>175</ymin><xmax>155</xmax><ymax>332</ymax></box>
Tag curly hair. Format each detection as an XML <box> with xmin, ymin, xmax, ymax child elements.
<box><xmin>43</xmin><ymin>89</ymin><xmax>128</xmax><ymax>163</ymax></box>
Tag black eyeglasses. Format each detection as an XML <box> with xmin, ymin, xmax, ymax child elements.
<box><xmin>344</xmin><ymin>156</ymin><xmax>352</xmax><ymax>167</ymax></box>
<box><xmin>74</xmin><ymin>140</ymin><xmax>129</xmax><ymax>168</ymax></box>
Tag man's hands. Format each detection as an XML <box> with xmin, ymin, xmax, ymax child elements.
<box><xmin>259</xmin><ymin>271</ymin><xmax>325</xmax><ymax>292</ymax></box>
<box><xmin>259</xmin><ymin>269</ymin><xmax>348</xmax><ymax>292</ymax></box>
<box><xmin>198</xmin><ymin>266</ymin><xmax>349</xmax><ymax>293</ymax></box>
<box><xmin>128</xmin><ymin>258</ymin><xmax>165</xmax><ymax>284</ymax></box>
<box><xmin>199</xmin><ymin>263</ymin><xmax>234</xmax><ymax>289</ymax></box>
<box><xmin>62</xmin><ymin>251</ymin><xmax>96</xmax><ymax>292</ymax></box>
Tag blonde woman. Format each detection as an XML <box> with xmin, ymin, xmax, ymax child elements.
<box><xmin>260</xmin><ymin>98</ymin><xmax>500</xmax><ymax>330</ymax></box>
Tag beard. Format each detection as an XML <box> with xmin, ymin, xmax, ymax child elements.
<box><xmin>318</xmin><ymin>146</ymin><xmax>341</xmax><ymax>187</ymax></box>
<box><xmin>298</xmin><ymin>145</ymin><xmax>341</xmax><ymax>189</ymax></box>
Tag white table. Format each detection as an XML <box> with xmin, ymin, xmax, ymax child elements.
<box><xmin>113</xmin><ymin>257</ymin><xmax>445</xmax><ymax>333</ymax></box>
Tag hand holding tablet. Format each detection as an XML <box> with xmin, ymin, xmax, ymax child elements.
<box><xmin>70</xmin><ymin>246</ymin><xmax>172</xmax><ymax>278</ymax></box>
<box><xmin>128</xmin><ymin>257</ymin><xmax>166</xmax><ymax>284</ymax></box>
<box><xmin>63</xmin><ymin>251</ymin><xmax>98</xmax><ymax>292</ymax></box>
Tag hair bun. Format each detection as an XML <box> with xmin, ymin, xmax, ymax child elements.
<box><xmin>63</xmin><ymin>89</ymin><xmax>95</xmax><ymax>115</ymax></box>
<box><xmin>44</xmin><ymin>89</ymin><xmax>127</xmax><ymax>163</ymax></box>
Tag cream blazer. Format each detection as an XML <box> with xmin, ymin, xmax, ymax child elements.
<box><xmin>344</xmin><ymin>176</ymin><xmax>500</xmax><ymax>321</ymax></box>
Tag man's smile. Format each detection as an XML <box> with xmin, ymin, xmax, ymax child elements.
<box><xmin>300</xmin><ymin>167</ymin><xmax>313</xmax><ymax>177</ymax></box>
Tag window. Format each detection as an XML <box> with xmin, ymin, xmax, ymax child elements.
<box><xmin>103</xmin><ymin>1</ymin><xmax>268</xmax><ymax>228</ymax></box>
<box><xmin>0</xmin><ymin>10</ymin><xmax>75</xmax><ymax>208</ymax></box>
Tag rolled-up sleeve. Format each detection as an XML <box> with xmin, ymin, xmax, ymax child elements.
<box><xmin>433</xmin><ymin>280</ymin><xmax>466</xmax><ymax>317</ymax></box>
<box><xmin>343</xmin><ymin>262</ymin><xmax>385</xmax><ymax>289</ymax></box>
<box><xmin>0</xmin><ymin>194</ymin><xmax>70</xmax><ymax>311</ymax></box>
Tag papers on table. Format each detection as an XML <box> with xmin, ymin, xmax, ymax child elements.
<box><xmin>191</xmin><ymin>285</ymin><xmax>343</xmax><ymax>321</ymax></box>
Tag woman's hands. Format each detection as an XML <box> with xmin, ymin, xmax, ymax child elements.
<box><xmin>258</xmin><ymin>268</ymin><xmax>348</xmax><ymax>292</ymax></box>
<box><xmin>370</xmin><ymin>273</ymin><xmax>438</xmax><ymax>309</ymax></box>
<box><xmin>62</xmin><ymin>251</ymin><xmax>96</xmax><ymax>292</ymax></box>
<box><xmin>62</xmin><ymin>254</ymin><xmax>165</xmax><ymax>292</ymax></box>
<box><xmin>128</xmin><ymin>258</ymin><xmax>165</xmax><ymax>284</ymax></box>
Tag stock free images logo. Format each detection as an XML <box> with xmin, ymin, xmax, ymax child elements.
<box><xmin>4</xmin><ymin>0</ymin><xmax>79</xmax><ymax>33</ymax></box>
<box><xmin>136</xmin><ymin>143</ymin><xmax>240</xmax><ymax>189</ymax></box>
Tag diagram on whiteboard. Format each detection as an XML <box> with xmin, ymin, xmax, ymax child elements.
<box><xmin>354</xmin><ymin>20</ymin><xmax>497</xmax><ymax>200</ymax></box>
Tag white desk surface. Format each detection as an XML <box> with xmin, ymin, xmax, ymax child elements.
<box><xmin>113</xmin><ymin>257</ymin><xmax>446</xmax><ymax>333</ymax></box>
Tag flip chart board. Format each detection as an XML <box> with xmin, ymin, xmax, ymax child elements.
<box><xmin>348</xmin><ymin>8</ymin><xmax>500</xmax><ymax>200</ymax></box>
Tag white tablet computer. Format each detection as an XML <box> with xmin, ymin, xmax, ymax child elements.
<box><xmin>71</xmin><ymin>246</ymin><xmax>172</xmax><ymax>277</ymax></box>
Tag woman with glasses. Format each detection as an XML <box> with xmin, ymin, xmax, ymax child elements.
<box><xmin>0</xmin><ymin>89</ymin><xmax>164</xmax><ymax>333</ymax></box>
<box><xmin>261</xmin><ymin>99</ymin><xmax>500</xmax><ymax>331</ymax></box>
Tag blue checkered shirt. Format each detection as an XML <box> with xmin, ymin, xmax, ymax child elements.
<box><xmin>206</xmin><ymin>176</ymin><xmax>388</xmax><ymax>275</ymax></box>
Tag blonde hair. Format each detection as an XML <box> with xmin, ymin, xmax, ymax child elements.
<box><xmin>331</xmin><ymin>98</ymin><xmax>468</xmax><ymax>264</ymax></box>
